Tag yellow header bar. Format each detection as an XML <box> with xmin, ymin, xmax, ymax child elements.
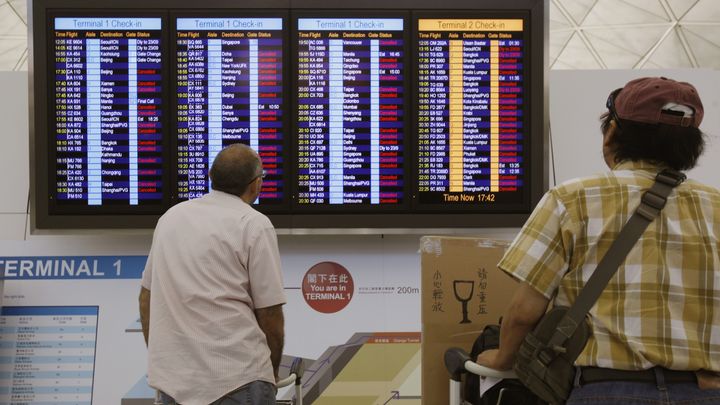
<box><xmin>418</xmin><ymin>19</ymin><xmax>523</xmax><ymax>32</ymax></box>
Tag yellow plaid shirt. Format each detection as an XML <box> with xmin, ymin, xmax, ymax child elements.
<box><xmin>499</xmin><ymin>160</ymin><xmax>720</xmax><ymax>371</ymax></box>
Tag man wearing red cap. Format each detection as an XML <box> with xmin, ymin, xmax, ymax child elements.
<box><xmin>476</xmin><ymin>77</ymin><xmax>720</xmax><ymax>403</ymax></box>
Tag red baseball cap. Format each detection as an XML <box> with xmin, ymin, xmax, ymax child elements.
<box><xmin>614</xmin><ymin>77</ymin><xmax>704</xmax><ymax>128</ymax></box>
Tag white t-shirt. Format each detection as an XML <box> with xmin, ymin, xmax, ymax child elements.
<box><xmin>141</xmin><ymin>190</ymin><xmax>286</xmax><ymax>405</ymax></box>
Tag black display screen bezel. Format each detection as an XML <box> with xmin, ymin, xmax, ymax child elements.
<box><xmin>30</xmin><ymin>0</ymin><xmax>547</xmax><ymax>230</ymax></box>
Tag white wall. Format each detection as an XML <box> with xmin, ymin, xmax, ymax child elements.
<box><xmin>549</xmin><ymin>69</ymin><xmax>720</xmax><ymax>188</ymax></box>
<box><xmin>0</xmin><ymin>72</ymin><xmax>29</xmax><ymax>240</ymax></box>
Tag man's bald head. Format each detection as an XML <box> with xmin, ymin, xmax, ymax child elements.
<box><xmin>209</xmin><ymin>144</ymin><xmax>262</xmax><ymax>198</ymax></box>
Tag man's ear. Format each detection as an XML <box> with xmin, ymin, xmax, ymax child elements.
<box><xmin>603</xmin><ymin>119</ymin><xmax>617</xmax><ymax>148</ymax></box>
<box><xmin>249</xmin><ymin>176</ymin><xmax>261</xmax><ymax>194</ymax></box>
<box><xmin>241</xmin><ymin>177</ymin><xmax>261</xmax><ymax>203</ymax></box>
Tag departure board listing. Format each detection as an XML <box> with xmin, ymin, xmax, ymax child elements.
<box><xmin>176</xmin><ymin>18</ymin><xmax>284</xmax><ymax>203</ymax></box>
<box><xmin>297</xmin><ymin>18</ymin><xmax>405</xmax><ymax>205</ymax></box>
<box><xmin>0</xmin><ymin>307</ymin><xmax>99</xmax><ymax>405</ymax></box>
<box><xmin>53</xmin><ymin>17</ymin><xmax>164</xmax><ymax>207</ymax></box>
<box><xmin>417</xmin><ymin>18</ymin><xmax>525</xmax><ymax>205</ymax></box>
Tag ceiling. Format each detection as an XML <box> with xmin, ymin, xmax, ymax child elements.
<box><xmin>0</xmin><ymin>0</ymin><xmax>719</xmax><ymax>71</ymax></box>
<box><xmin>550</xmin><ymin>0</ymin><xmax>720</xmax><ymax>69</ymax></box>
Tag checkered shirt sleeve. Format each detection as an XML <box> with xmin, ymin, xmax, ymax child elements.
<box><xmin>498</xmin><ymin>189</ymin><xmax>574</xmax><ymax>299</ymax></box>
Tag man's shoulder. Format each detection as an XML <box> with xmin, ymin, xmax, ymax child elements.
<box><xmin>158</xmin><ymin>197</ymin><xmax>206</xmax><ymax>218</ymax></box>
<box><xmin>244</xmin><ymin>209</ymin><xmax>275</xmax><ymax>230</ymax></box>
<box><xmin>156</xmin><ymin>199</ymin><xmax>192</xmax><ymax>222</ymax></box>
<box><xmin>550</xmin><ymin>172</ymin><xmax>616</xmax><ymax>199</ymax></box>
<box><xmin>208</xmin><ymin>195</ymin><xmax>275</xmax><ymax>231</ymax></box>
<box><xmin>683</xmin><ymin>178</ymin><xmax>720</xmax><ymax>195</ymax></box>
<box><xmin>678</xmin><ymin>179</ymin><xmax>720</xmax><ymax>207</ymax></box>
<box><xmin>550</xmin><ymin>170</ymin><xmax>720</xmax><ymax>205</ymax></box>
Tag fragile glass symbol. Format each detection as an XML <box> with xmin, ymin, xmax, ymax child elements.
<box><xmin>453</xmin><ymin>280</ymin><xmax>474</xmax><ymax>324</ymax></box>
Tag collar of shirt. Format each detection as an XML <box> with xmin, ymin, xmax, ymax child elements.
<box><xmin>611</xmin><ymin>160</ymin><xmax>665</xmax><ymax>173</ymax></box>
<box><xmin>207</xmin><ymin>189</ymin><xmax>250</xmax><ymax>206</ymax></box>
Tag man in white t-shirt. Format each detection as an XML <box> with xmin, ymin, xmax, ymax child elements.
<box><xmin>139</xmin><ymin>144</ymin><xmax>286</xmax><ymax>405</ymax></box>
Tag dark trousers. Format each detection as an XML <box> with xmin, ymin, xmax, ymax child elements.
<box><xmin>159</xmin><ymin>381</ymin><xmax>276</xmax><ymax>405</ymax></box>
<box><xmin>567</xmin><ymin>381</ymin><xmax>720</xmax><ymax>404</ymax></box>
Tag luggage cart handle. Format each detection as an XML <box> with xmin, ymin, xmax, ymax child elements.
<box><xmin>276</xmin><ymin>358</ymin><xmax>304</xmax><ymax>405</ymax></box>
<box><xmin>444</xmin><ymin>347</ymin><xmax>517</xmax><ymax>380</ymax></box>
<box><xmin>464</xmin><ymin>360</ymin><xmax>517</xmax><ymax>379</ymax></box>
<box><xmin>276</xmin><ymin>373</ymin><xmax>297</xmax><ymax>388</ymax></box>
<box><xmin>277</xmin><ymin>358</ymin><xmax>304</xmax><ymax>387</ymax></box>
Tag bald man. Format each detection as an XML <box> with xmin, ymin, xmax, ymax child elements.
<box><xmin>139</xmin><ymin>144</ymin><xmax>285</xmax><ymax>405</ymax></box>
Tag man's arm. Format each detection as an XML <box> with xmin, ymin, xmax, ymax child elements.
<box><xmin>476</xmin><ymin>282</ymin><xmax>550</xmax><ymax>370</ymax></box>
<box><xmin>139</xmin><ymin>287</ymin><xmax>151</xmax><ymax>346</ymax></box>
<box><xmin>255</xmin><ymin>304</ymin><xmax>285</xmax><ymax>380</ymax></box>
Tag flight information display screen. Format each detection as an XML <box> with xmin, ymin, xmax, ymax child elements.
<box><xmin>34</xmin><ymin>2</ymin><xmax>545</xmax><ymax>229</ymax></box>
<box><xmin>175</xmin><ymin>17</ymin><xmax>285</xmax><ymax>204</ymax></box>
<box><xmin>416</xmin><ymin>18</ymin><xmax>526</xmax><ymax>207</ymax></box>
<box><xmin>52</xmin><ymin>16</ymin><xmax>165</xmax><ymax>209</ymax></box>
<box><xmin>296</xmin><ymin>17</ymin><xmax>406</xmax><ymax>206</ymax></box>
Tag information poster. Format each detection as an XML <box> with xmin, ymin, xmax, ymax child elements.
<box><xmin>296</xmin><ymin>17</ymin><xmax>405</xmax><ymax>205</ymax></box>
<box><xmin>175</xmin><ymin>17</ymin><xmax>285</xmax><ymax>203</ymax></box>
<box><xmin>0</xmin><ymin>306</ymin><xmax>99</xmax><ymax>405</ymax></box>
<box><xmin>52</xmin><ymin>17</ymin><xmax>164</xmax><ymax>208</ymax></box>
<box><xmin>416</xmin><ymin>18</ymin><xmax>525</xmax><ymax>205</ymax></box>
<box><xmin>0</xmin><ymin>246</ymin><xmax>423</xmax><ymax>405</ymax></box>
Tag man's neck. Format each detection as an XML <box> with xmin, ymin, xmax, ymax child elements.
<box><xmin>240</xmin><ymin>193</ymin><xmax>256</xmax><ymax>205</ymax></box>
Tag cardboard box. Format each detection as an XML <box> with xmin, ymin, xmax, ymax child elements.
<box><xmin>420</xmin><ymin>236</ymin><xmax>520</xmax><ymax>405</ymax></box>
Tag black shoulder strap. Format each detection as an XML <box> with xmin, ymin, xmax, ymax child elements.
<box><xmin>547</xmin><ymin>168</ymin><xmax>686</xmax><ymax>349</ymax></box>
